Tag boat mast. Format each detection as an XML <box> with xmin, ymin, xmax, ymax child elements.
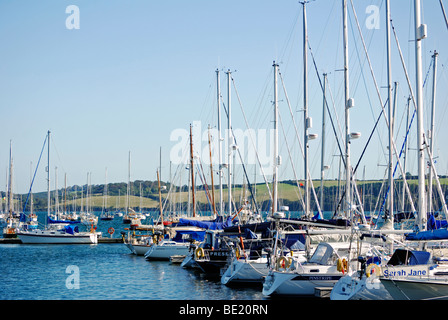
<box><xmin>208</xmin><ymin>126</ymin><xmax>217</xmax><ymax>217</ymax></box>
<box><xmin>414</xmin><ymin>0</ymin><xmax>427</xmax><ymax>232</ymax></box>
<box><xmin>386</xmin><ymin>0</ymin><xmax>394</xmax><ymax>224</ymax></box>
<box><xmin>428</xmin><ymin>50</ymin><xmax>438</xmax><ymax>213</ymax></box>
<box><xmin>226</xmin><ymin>69</ymin><xmax>233</xmax><ymax>215</ymax></box>
<box><xmin>47</xmin><ymin>130</ymin><xmax>51</xmax><ymax>227</ymax></box>
<box><xmin>30</xmin><ymin>161</ymin><xmax>34</xmax><ymax>216</ymax></box>
<box><xmin>342</xmin><ymin>0</ymin><xmax>352</xmax><ymax>220</ymax></box>
<box><xmin>273</xmin><ymin>61</ymin><xmax>279</xmax><ymax>214</ymax></box>
<box><xmin>127</xmin><ymin>151</ymin><xmax>131</xmax><ymax>216</ymax></box>
<box><xmin>302</xmin><ymin>1</ymin><xmax>311</xmax><ymax>218</ymax></box>
<box><xmin>401</xmin><ymin>96</ymin><xmax>411</xmax><ymax>212</ymax></box>
<box><xmin>157</xmin><ymin>169</ymin><xmax>164</xmax><ymax>226</ymax></box>
<box><xmin>7</xmin><ymin>140</ymin><xmax>12</xmax><ymax>216</ymax></box>
<box><xmin>320</xmin><ymin>73</ymin><xmax>328</xmax><ymax>210</ymax></box>
<box><xmin>216</xmin><ymin>69</ymin><xmax>224</xmax><ymax>215</ymax></box>
<box><xmin>189</xmin><ymin>124</ymin><xmax>196</xmax><ymax>217</ymax></box>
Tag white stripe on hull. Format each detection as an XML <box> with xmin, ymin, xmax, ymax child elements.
<box><xmin>17</xmin><ymin>231</ymin><xmax>97</xmax><ymax>244</ymax></box>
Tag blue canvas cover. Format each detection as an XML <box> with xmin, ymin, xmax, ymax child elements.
<box><xmin>64</xmin><ymin>225</ymin><xmax>79</xmax><ymax>235</ymax></box>
<box><xmin>171</xmin><ymin>229</ymin><xmax>206</xmax><ymax>243</ymax></box>
<box><xmin>20</xmin><ymin>213</ymin><xmax>27</xmax><ymax>223</ymax></box>
<box><xmin>406</xmin><ymin>228</ymin><xmax>448</xmax><ymax>241</ymax></box>
<box><xmin>178</xmin><ymin>216</ymin><xmax>232</xmax><ymax>230</ymax></box>
<box><xmin>427</xmin><ymin>214</ymin><xmax>448</xmax><ymax>230</ymax></box>
<box><xmin>387</xmin><ymin>249</ymin><xmax>431</xmax><ymax>266</ymax></box>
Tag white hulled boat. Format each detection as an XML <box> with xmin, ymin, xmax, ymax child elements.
<box><xmin>144</xmin><ymin>239</ymin><xmax>190</xmax><ymax>260</ymax></box>
<box><xmin>262</xmin><ymin>241</ymin><xmax>371</xmax><ymax>297</ymax></box>
<box><xmin>17</xmin><ymin>131</ymin><xmax>98</xmax><ymax>244</ymax></box>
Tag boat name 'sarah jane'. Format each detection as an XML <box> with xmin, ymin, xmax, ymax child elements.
<box><xmin>382</xmin><ymin>266</ymin><xmax>428</xmax><ymax>278</ymax></box>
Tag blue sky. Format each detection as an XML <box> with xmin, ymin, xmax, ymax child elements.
<box><xmin>1</xmin><ymin>0</ymin><xmax>448</xmax><ymax>195</ymax></box>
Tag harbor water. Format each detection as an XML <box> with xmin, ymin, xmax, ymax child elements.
<box><xmin>0</xmin><ymin>212</ymin><xmax>266</xmax><ymax>300</ymax></box>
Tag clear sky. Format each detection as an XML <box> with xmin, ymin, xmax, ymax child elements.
<box><xmin>1</xmin><ymin>0</ymin><xmax>448</xmax><ymax>195</ymax></box>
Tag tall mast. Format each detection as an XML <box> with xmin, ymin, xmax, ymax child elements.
<box><xmin>302</xmin><ymin>1</ymin><xmax>310</xmax><ymax>217</ymax></box>
<box><xmin>402</xmin><ymin>96</ymin><xmax>411</xmax><ymax>212</ymax></box>
<box><xmin>216</xmin><ymin>69</ymin><xmax>224</xmax><ymax>215</ymax></box>
<box><xmin>320</xmin><ymin>73</ymin><xmax>328</xmax><ymax>210</ymax></box>
<box><xmin>64</xmin><ymin>173</ymin><xmax>67</xmax><ymax>214</ymax></box>
<box><xmin>104</xmin><ymin>168</ymin><xmax>108</xmax><ymax>213</ymax></box>
<box><xmin>226</xmin><ymin>69</ymin><xmax>233</xmax><ymax>215</ymax></box>
<box><xmin>47</xmin><ymin>130</ymin><xmax>51</xmax><ymax>226</ymax></box>
<box><xmin>30</xmin><ymin>161</ymin><xmax>34</xmax><ymax>215</ymax></box>
<box><xmin>157</xmin><ymin>169</ymin><xmax>164</xmax><ymax>226</ymax></box>
<box><xmin>414</xmin><ymin>0</ymin><xmax>427</xmax><ymax>232</ymax></box>
<box><xmin>428</xmin><ymin>50</ymin><xmax>438</xmax><ymax>213</ymax></box>
<box><xmin>126</xmin><ymin>151</ymin><xmax>131</xmax><ymax>215</ymax></box>
<box><xmin>189</xmin><ymin>124</ymin><xmax>196</xmax><ymax>217</ymax></box>
<box><xmin>208</xmin><ymin>126</ymin><xmax>217</xmax><ymax>217</ymax></box>
<box><xmin>386</xmin><ymin>0</ymin><xmax>394</xmax><ymax>223</ymax></box>
<box><xmin>342</xmin><ymin>0</ymin><xmax>352</xmax><ymax>219</ymax></box>
<box><xmin>7</xmin><ymin>140</ymin><xmax>12</xmax><ymax>216</ymax></box>
<box><xmin>273</xmin><ymin>62</ymin><xmax>279</xmax><ymax>214</ymax></box>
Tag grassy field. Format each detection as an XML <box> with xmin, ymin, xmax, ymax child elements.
<box><xmin>61</xmin><ymin>180</ymin><xmax>383</xmax><ymax>210</ymax></box>
<box><xmin>13</xmin><ymin>177</ymin><xmax>446</xmax><ymax>211</ymax></box>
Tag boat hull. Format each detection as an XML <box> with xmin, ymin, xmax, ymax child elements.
<box><xmin>381</xmin><ymin>278</ymin><xmax>448</xmax><ymax>300</ymax></box>
<box><xmin>263</xmin><ymin>270</ymin><xmax>343</xmax><ymax>297</ymax></box>
<box><xmin>17</xmin><ymin>230</ymin><xmax>97</xmax><ymax>244</ymax></box>
<box><xmin>125</xmin><ymin>243</ymin><xmax>151</xmax><ymax>256</ymax></box>
<box><xmin>144</xmin><ymin>242</ymin><xmax>189</xmax><ymax>260</ymax></box>
<box><xmin>221</xmin><ymin>258</ymin><xmax>269</xmax><ymax>286</ymax></box>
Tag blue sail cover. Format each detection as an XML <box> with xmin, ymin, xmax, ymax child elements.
<box><xmin>171</xmin><ymin>229</ymin><xmax>206</xmax><ymax>242</ymax></box>
<box><xmin>64</xmin><ymin>225</ymin><xmax>79</xmax><ymax>235</ymax></box>
<box><xmin>387</xmin><ymin>249</ymin><xmax>431</xmax><ymax>265</ymax></box>
<box><xmin>178</xmin><ymin>216</ymin><xmax>233</xmax><ymax>230</ymax></box>
<box><xmin>427</xmin><ymin>214</ymin><xmax>448</xmax><ymax>230</ymax></box>
<box><xmin>20</xmin><ymin>213</ymin><xmax>27</xmax><ymax>223</ymax></box>
<box><xmin>406</xmin><ymin>228</ymin><xmax>448</xmax><ymax>241</ymax></box>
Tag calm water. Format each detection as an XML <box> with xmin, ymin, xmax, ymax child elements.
<box><xmin>0</xmin><ymin>213</ymin><xmax>265</xmax><ymax>300</ymax></box>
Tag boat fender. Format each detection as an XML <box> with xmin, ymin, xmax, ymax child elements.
<box><xmin>235</xmin><ymin>247</ymin><xmax>241</xmax><ymax>259</ymax></box>
<box><xmin>337</xmin><ymin>258</ymin><xmax>349</xmax><ymax>273</ymax></box>
<box><xmin>195</xmin><ymin>247</ymin><xmax>204</xmax><ymax>259</ymax></box>
<box><xmin>366</xmin><ymin>263</ymin><xmax>381</xmax><ymax>278</ymax></box>
<box><xmin>276</xmin><ymin>256</ymin><xmax>291</xmax><ymax>270</ymax></box>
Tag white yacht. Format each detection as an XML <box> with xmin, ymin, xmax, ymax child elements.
<box><xmin>262</xmin><ymin>241</ymin><xmax>370</xmax><ymax>297</ymax></box>
<box><xmin>144</xmin><ymin>240</ymin><xmax>190</xmax><ymax>260</ymax></box>
<box><xmin>17</xmin><ymin>131</ymin><xmax>98</xmax><ymax>245</ymax></box>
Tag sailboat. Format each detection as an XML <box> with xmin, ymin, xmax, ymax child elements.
<box><xmin>378</xmin><ymin>0</ymin><xmax>448</xmax><ymax>300</ymax></box>
<box><xmin>144</xmin><ymin>166</ymin><xmax>204</xmax><ymax>260</ymax></box>
<box><xmin>17</xmin><ymin>131</ymin><xmax>98</xmax><ymax>244</ymax></box>
<box><xmin>2</xmin><ymin>141</ymin><xmax>21</xmax><ymax>238</ymax></box>
<box><xmin>100</xmin><ymin>168</ymin><xmax>114</xmax><ymax>221</ymax></box>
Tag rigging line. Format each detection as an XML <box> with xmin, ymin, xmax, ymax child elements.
<box><xmin>332</xmin><ymin>104</ymin><xmax>386</xmax><ymax>219</ymax></box>
<box><xmin>229</xmin><ymin>75</ymin><xmax>272</xmax><ymax>202</ymax></box>
<box><xmin>278</xmin><ymin>71</ymin><xmax>323</xmax><ymax>217</ymax></box>
<box><xmin>220</xmin><ymin>77</ymin><xmax>261</xmax><ymax>215</ymax></box>
<box><xmin>277</xmin><ymin>110</ymin><xmax>306</xmax><ymax>212</ymax></box>
<box><xmin>348</xmin><ymin>6</ymin><xmax>388</xmax><ymax>164</ymax></box>
<box><xmin>350</xmin><ymin>0</ymin><xmax>416</xmax><ymax>213</ymax></box>
<box><xmin>377</xmin><ymin>108</ymin><xmax>417</xmax><ymax>223</ymax></box>
<box><xmin>278</xmin><ymin>109</ymin><xmax>323</xmax><ymax>218</ymax></box>
<box><xmin>22</xmin><ymin>134</ymin><xmax>48</xmax><ymax>216</ymax></box>
<box><xmin>306</xmin><ymin>44</ymin><xmax>346</xmax><ymax>168</ymax></box>
<box><xmin>440</xmin><ymin>0</ymin><xmax>448</xmax><ymax>31</ymax></box>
